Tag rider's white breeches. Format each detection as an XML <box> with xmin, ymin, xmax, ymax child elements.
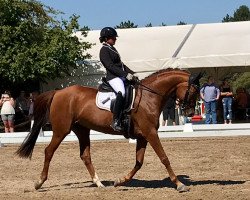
<box><xmin>108</xmin><ymin>77</ymin><xmax>125</xmax><ymax>97</ymax></box>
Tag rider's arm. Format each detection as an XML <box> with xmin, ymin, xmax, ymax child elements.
<box><xmin>200</xmin><ymin>87</ymin><xmax>205</xmax><ymax>100</ymax></box>
<box><xmin>123</xmin><ymin>64</ymin><xmax>135</xmax><ymax>74</ymax></box>
<box><xmin>100</xmin><ymin>47</ymin><xmax>128</xmax><ymax>78</ymax></box>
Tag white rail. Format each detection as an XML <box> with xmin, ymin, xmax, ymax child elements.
<box><xmin>0</xmin><ymin>123</ymin><xmax>250</xmax><ymax>146</ymax></box>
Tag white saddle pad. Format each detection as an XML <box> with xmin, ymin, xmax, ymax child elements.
<box><xmin>96</xmin><ymin>92</ymin><xmax>116</xmax><ymax>111</ymax></box>
<box><xmin>96</xmin><ymin>90</ymin><xmax>136</xmax><ymax>112</ymax></box>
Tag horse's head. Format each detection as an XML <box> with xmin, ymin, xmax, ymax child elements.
<box><xmin>176</xmin><ymin>73</ymin><xmax>202</xmax><ymax>117</ymax></box>
<box><xmin>139</xmin><ymin>69</ymin><xmax>203</xmax><ymax>117</ymax></box>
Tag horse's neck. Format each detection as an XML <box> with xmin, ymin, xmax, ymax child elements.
<box><xmin>140</xmin><ymin>72</ymin><xmax>188</xmax><ymax>117</ymax></box>
<box><xmin>145</xmin><ymin>73</ymin><xmax>187</xmax><ymax>96</ymax></box>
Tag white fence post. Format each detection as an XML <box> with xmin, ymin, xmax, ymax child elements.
<box><xmin>183</xmin><ymin>123</ymin><xmax>193</xmax><ymax>132</ymax></box>
<box><xmin>0</xmin><ymin>139</ymin><xmax>4</xmax><ymax>147</ymax></box>
<box><xmin>129</xmin><ymin>138</ymin><xmax>136</xmax><ymax>144</ymax></box>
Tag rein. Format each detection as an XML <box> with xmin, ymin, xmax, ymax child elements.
<box><xmin>136</xmin><ymin>82</ymin><xmax>164</xmax><ymax>97</ymax></box>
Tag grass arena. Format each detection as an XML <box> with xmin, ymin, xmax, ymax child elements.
<box><xmin>0</xmin><ymin>136</ymin><xmax>249</xmax><ymax>200</ymax></box>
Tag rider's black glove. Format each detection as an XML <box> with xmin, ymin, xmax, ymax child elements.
<box><xmin>126</xmin><ymin>73</ymin><xmax>139</xmax><ymax>84</ymax></box>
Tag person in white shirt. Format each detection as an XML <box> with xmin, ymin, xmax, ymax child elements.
<box><xmin>0</xmin><ymin>90</ymin><xmax>15</xmax><ymax>132</ymax></box>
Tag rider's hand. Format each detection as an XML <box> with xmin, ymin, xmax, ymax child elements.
<box><xmin>132</xmin><ymin>75</ymin><xmax>139</xmax><ymax>82</ymax></box>
<box><xmin>126</xmin><ymin>73</ymin><xmax>134</xmax><ymax>81</ymax></box>
<box><xmin>126</xmin><ymin>73</ymin><xmax>139</xmax><ymax>83</ymax></box>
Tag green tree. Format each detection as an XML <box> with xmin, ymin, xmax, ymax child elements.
<box><xmin>222</xmin><ymin>5</ymin><xmax>250</xmax><ymax>22</ymax></box>
<box><xmin>177</xmin><ymin>21</ymin><xmax>187</xmax><ymax>25</ymax></box>
<box><xmin>0</xmin><ymin>0</ymin><xmax>92</xmax><ymax>90</ymax></box>
<box><xmin>115</xmin><ymin>20</ymin><xmax>138</xmax><ymax>29</ymax></box>
<box><xmin>145</xmin><ymin>23</ymin><xmax>152</xmax><ymax>27</ymax></box>
<box><xmin>232</xmin><ymin>72</ymin><xmax>250</xmax><ymax>91</ymax></box>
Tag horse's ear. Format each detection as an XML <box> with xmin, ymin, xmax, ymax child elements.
<box><xmin>189</xmin><ymin>72</ymin><xmax>204</xmax><ymax>87</ymax></box>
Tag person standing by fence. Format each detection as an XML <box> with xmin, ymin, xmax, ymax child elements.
<box><xmin>16</xmin><ymin>90</ymin><xmax>30</xmax><ymax>117</ymax></box>
<box><xmin>0</xmin><ymin>90</ymin><xmax>16</xmax><ymax>132</ymax></box>
<box><xmin>220</xmin><ymin>78</ymin><xmax>233</xmax><ymax>124</ymax></box>
<box><xmin>162</xmin><ymin>95</ymin><xmax>176</xmax><ymax>126</ymax></box>
<box><xmin>200</xmin><ymin>76</ymin><xmax>220</xmax><ymax>124</ymax></box>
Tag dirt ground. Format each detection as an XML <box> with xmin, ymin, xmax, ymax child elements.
<box><xmin>0</xmin><ymin>136</ymin><xmax>249</xmax><ymax>200</ymax></box>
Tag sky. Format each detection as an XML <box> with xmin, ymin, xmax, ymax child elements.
<box><xmin>39</xmin><ymin>0</ymin><xmax>250</xmax><ymax>30</ymax></box>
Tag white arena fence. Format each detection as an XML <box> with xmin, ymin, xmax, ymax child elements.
<box><xmin>0</xmin><ymin>123</ymin><xmax>250</xmax><ymax>146</ymax></box>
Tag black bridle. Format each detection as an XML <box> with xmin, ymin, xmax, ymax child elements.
<box><xmin>134</xmin><ymin>79</ymin><xmax>199</xmax><ymax>110</ymax></box>
<box><xmin>181</xmin><ymin>83</ymin><xmax>199</xmax><ymax>110</ymax></box>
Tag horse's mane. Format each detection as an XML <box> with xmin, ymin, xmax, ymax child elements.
<box><xmin>142</xmin><ymin>68</ymin><xmax>190</xmax><ymax>82</ymax></box>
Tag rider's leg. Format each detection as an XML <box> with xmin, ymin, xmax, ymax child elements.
<box><xmin>108</xmin><ymin>78</ymin><xmax>125</xmax><ymax>131</ymax></box>
<box><xmin>111</xmin><ymin>91</ymin><xmax>124</xmax><ymax>131</ymax></box>
<box><xmin>108</xmin><ymin>77</ymin><xmax>125</xmax><ymax>97</ymax></box>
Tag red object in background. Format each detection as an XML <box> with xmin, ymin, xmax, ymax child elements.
<box><xmin>201</xmin><ymin>102</ymin><xmax>205</xmax><ymax>115</ymax></box>
<box><xmin>191</xmin><ymin>115</ymin><xmax>203</xmax><ymax>122</ymax></box>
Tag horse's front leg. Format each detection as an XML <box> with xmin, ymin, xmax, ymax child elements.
<box><xmin>114</xmin><ymin>137</ymin><xmax>148</xmax><ymax>187</ymax></box>
<box><xmin>146</xmin><ymin>130</ymin><xmax>189</xmax><ymax>192</ymax></box>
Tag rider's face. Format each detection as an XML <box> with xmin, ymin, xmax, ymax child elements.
<box><xmin>106</xmin><ymin>37</ymin><xmax>117</xmax><ymax>46</ymax></box>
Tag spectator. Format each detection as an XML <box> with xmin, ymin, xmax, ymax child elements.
<box><xmin>200</xmin><ymin>76</ymin><xmax>220</xmax><ymax>124</ymax></box>
<box><xmin>236</xmin><ymin>88</ymin><xmax>248</xmax><ymax>109</ymax></box>
<box><xmin>16</xmin><ymin>90</ymin><xmax>30</xmax><ymax>117</ymax></box>
<box><xmin>162</xmin><ymin>95</ymin><xmax>176</xmax><ymax>126</ymax></box>
<box><xmin>220</xmin><ymin>78</ymin><xmax>233</xmax><ymax>124</ymax></box>
<box><xmin>235</xmin><ymin>87</ymin><xmax>248</xmax><ymax>120</ymax></box>
<box><xmin>0</xmin><ymin>90</ymin><xmax>15</xmax><ymax>132</ymax></box>
<box><xmin>28</xmin><ymin>91</ymin><xmax>40</xmax><ymax>119</ymax></box>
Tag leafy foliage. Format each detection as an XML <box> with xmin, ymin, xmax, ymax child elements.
<box><xmin>145</xmin><ymin>23</ymin><xmax>152</xmax><ymax>27</ymax></box>
<box><xmin>115</xmin><ymin>20</ymin><xmax>138</xmax><ymax>29</ymax></box>
<box><xmin>222</xmin><ymin>5</ymin><xmax>250</xmax><ymax>22</ymax></box>
<box><xmin>177</xmin><ymin>21</ymin><xmax>187</xmax><ymax>25</ymax></box>
<box><xmin>0</xmin><ymin>0</ymin><xmax>92</xmax><ymax>87</ymax></box>
<box><xmin>232</xmin><ymin>72</ymin><xmax>250</xmax><ymax>91</ymax></box>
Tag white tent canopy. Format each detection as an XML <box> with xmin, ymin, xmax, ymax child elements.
<box><xmin>170</xmin><ymin>21</ymin><xmax>250</xmax><ymax>69</ymax></box>
<box><xmin>42</xmin><ymin>21</ymin><xmax>250</xmax><ymax>91</ymax></box>
<box><xmin>79</xmin><ymin>21</ymin><xmax>250</xmax><ymax>72</ymax></box>
<box><xmin>77</xmin><ymin>25</ymin><xmax>193</xmax><ymax>72</ymax></box>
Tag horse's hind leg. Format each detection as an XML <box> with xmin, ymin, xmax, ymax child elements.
<box><xmin>72</xmin><ymin>125</ymin><xmax>104</xmax><ymax>188</ymax></box>
<box><xmin>34</xmin><ymin>130</ymin><xmax>68</xmax><ymax>190</ymax></box>
<box><xmin>114</xmin><ymin>137</ymin><xmax>148</xmax><ymax>187</ymax></box>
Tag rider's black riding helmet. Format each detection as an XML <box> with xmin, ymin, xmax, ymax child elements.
<box><xmin>99</xmin><ymin>27</ymin><xmax>118</xmax><ymax>43</ymax></box>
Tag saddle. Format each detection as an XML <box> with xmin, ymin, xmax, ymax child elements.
<box><xmin>98</xmin><ymin>77</ymin><xmax>135</xmax><ymax>112</ymax></box>
<box><xmin>96</xmin><ymin>77</ymin><xmax>136</xmax><ymax>139</ymax></box>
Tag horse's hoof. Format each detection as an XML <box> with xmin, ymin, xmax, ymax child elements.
<box><xmin>114</xmin><ymin>178</ymin><xmax>122</xmax><ymax>187</ymax></box>
<box><xmin>34</xmin><ymin>181</ymin><xmax>42</xmax><ymax>190</ymax></box>
<box><xmin>97</xmin><ymin>182</ymin><xmax>105</xmax><ymax>188</ymax></box>
<box><xmin>177</xmin><ymin>184</ymin><xmax>190</xmax><ymax>193</ymax></box>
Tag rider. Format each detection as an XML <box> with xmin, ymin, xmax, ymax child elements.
<box><xmin>99</xmin><ymin>27</ymin><xmax>138</xmax><ymax>132</ymax></box>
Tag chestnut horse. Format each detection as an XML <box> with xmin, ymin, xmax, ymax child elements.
<box><xmin>16</xmin><ymin>69</ymin><xmax>200</xmax><ymax>192</ymax></box>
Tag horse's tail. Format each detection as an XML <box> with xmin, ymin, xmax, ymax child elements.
<box><xmin>16</xmin><ymin>90</ymin><xmax>56</xmax><ymax>159</ymax></box>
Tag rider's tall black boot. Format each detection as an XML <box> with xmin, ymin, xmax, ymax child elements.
<box><xmin>111</xmin><ymin>92</ymin><xmax>124</xmax><ymax>132</ymax></box>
